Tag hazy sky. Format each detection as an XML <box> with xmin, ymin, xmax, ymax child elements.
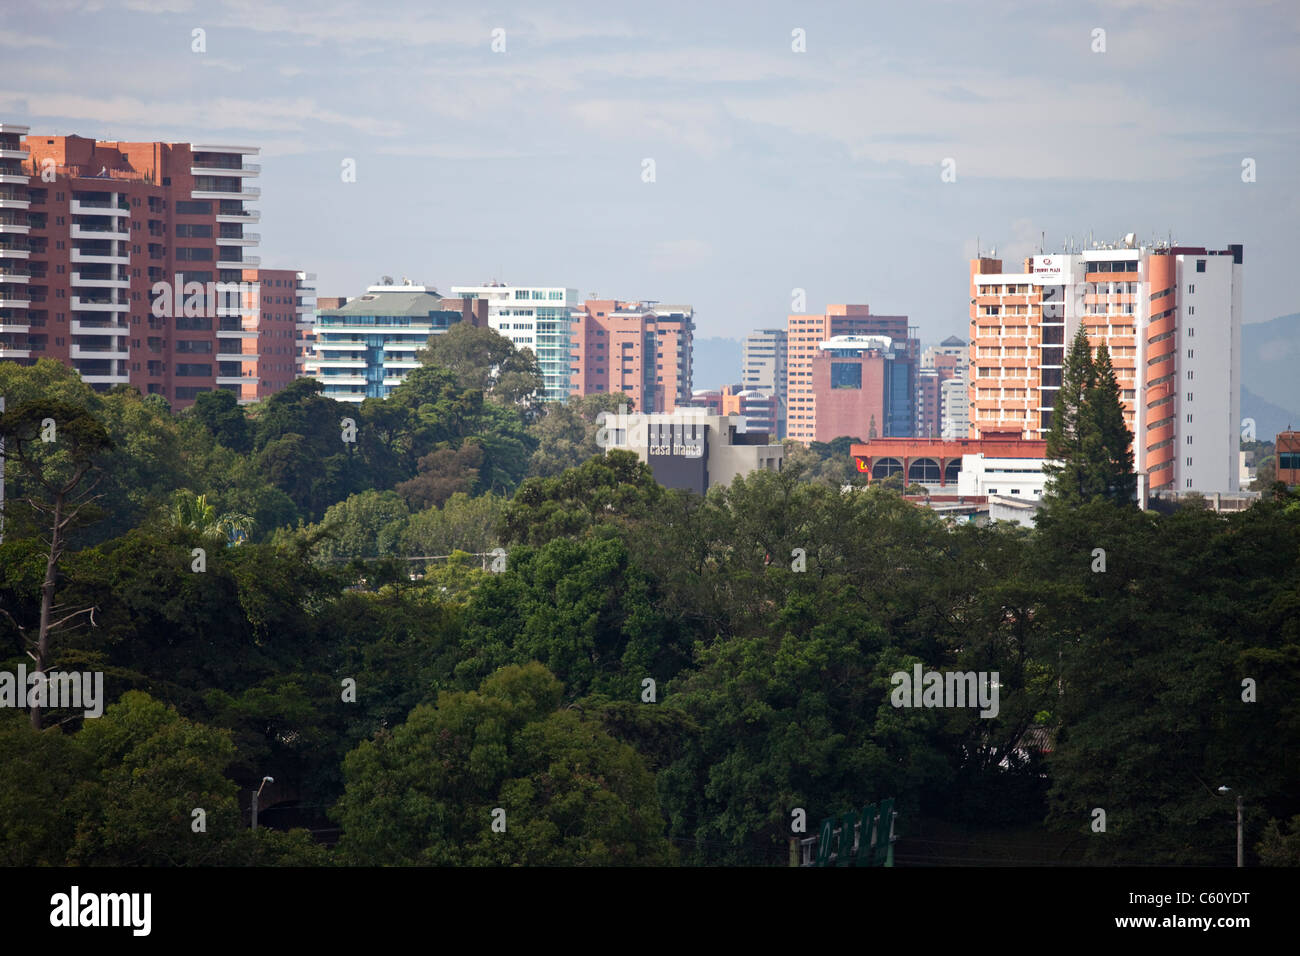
<box><xmin>4</xmin><ymin>0</ymin><xmax>1297</xmax><ymax>343</ymax></box>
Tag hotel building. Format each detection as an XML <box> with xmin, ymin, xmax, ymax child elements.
<box><xmin>969</xmin><ymin>240</ymin><xmax>1242</xmax><ymax>493</ymax></box>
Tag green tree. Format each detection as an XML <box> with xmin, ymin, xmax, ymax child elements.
<box><xmin>1042</xmin><ymin>327</ymin><xmax>1134</xmax><ymax>506</ymax></box>
<box><xmin>0</xmin><ymin>400</ymin><xmax>112</xmax><ymax>729</ymax></box>
<box><xmin>417</xmin><ymin>322</ymin><xmax>544</xmax><ymax>407</ymax></box>
<box><xmin>332</xmin><ymin>662</ymin><xmax>672</xmax><ymax>865</ymax></box>
<box><xmin>1084</xmin><ymin>344</ymin><xmax>1136</xmax><ymax>503</ymax></box>
<box><xmin>1042</xmin><ymin>326</ymin><xmax>1098</xmax><ymax>505</ymax></box>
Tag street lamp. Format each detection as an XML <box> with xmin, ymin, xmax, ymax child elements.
<box><xmin>1217</xmin><ymin>786</ymin><xmax>1243</xmax><ymax>867</ymax></box>
<box><xmin>251</xmin><ymin>776</ymin><xmax>274</xmax><ymax>830</ymax></box>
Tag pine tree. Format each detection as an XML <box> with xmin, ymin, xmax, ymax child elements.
<box><xmin>1043</xmin><ymin>328</ymin><xmax>1137</xmax><ymax>506</ymax></box>
<box><xmin>1043</xmin><ymin>326</ymin><xmax>1098</xmax><ymax>505</ymax></box>
<box><xmin>1086</xmin><ymin>344</ymin><xmax>1137</xmax><ymax>502</ymax></box>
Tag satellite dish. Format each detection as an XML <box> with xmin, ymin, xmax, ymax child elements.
<box><xmin>1123</xmin><ymin>233</ymin><xmax>1136</xmax><ymax>248</ymax></box>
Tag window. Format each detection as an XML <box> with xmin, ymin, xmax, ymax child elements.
<box><xmin>1187</xmin><ymin>349</ymin><xmax>1193</xmax><ymax>358</ymax></box>
<box><xmin>1187</xmin><ymin>479</ymin><xmax>1193</xmax><ymax>488</ymax></box>
<box><xmin>1187</xmin><ymin>370</ymin><xmax>1194</xmax><ymax>380</ymax></box>
<box><xmin>1187</xmin><ymin>414</ymin><xmax>1193</xmax><ymax>423</ymax></box>
<box><xmin>1188</xmin><ymin>284</ymin><xmax>1195</xmax><ymax>294</ymax></box>
<box><xmin>1196</xmin><ymin>260</ymin><xmax>1206</xmax><ymax>272</ymax></box>
<box><xmin>1187</xmin><ymin>392</ymin><xmax>1193</xmax><ymax>401</ymax></box>
<box><xmin>1187</xmin><ymin>435</ymin><xmax>1193</xmax><ymax>444</ymax></box>
<box><xmin>1188</xmin><ymin>327</ymin><xmax>1194</xmax><ymax>338</ymax></box>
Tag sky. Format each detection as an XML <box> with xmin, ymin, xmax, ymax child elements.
<box><xmin>3</xmin><ymin>0</ymin><xmax>1298</xmax><ymax>345</ymax></box>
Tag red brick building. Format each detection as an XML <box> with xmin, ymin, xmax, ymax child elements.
<box><xmin>569</xmin><ymin>299</ymin><xmax>693</xmax><ymax>412</ymax></box>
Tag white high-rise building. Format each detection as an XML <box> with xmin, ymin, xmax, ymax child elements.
<box><xmin>969</xmin><ymin>239</ymin><xmax>1243</xmax><ymax>493</ymax></box>
<box><xmin>450</xmin><ymin>283</ymin><xmax>578</xmax><ymax>401</ymax></box>
<box><xmin>742</xmin><ymin>328</ymin><xmax>787</xmax><ymax>437</ymax></box>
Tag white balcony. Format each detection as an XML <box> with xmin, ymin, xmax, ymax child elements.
<box><xmin>191</xmin><ymin>164</ymin><xmax>259</xmax><ymax>177</ymax></box>
<box><xmin>70</xmin><ymin>199</ymin><xmax>130</xmax><ymax>217</ymax></box>
<box><xmin>71</xmin><ymin>319</ymin><xmax>129</xmax><ymax>334</ymax></box>
<box><xmin>0</xmin><ymin>295</ymin><xmax>31</xmax><ymax>308</ymax></box>
<box><xmin>216</xmin><ymin>233</ymin><xmax>260</xmax><ymax>245</ymax></box>
<box><xmin>0</xmin><ymin>222</ymin><xmax>29</xmax><ymax>235</ymax></box>
<box><xmin>216</xmin><ymin>210</ymin><xmax>260</xmax><ymax>224</ymax></box>
<box><xmin>70</xmin><ymin>223</ymin><xmax>129</xmax><ymax>240</ymax></box>
<box><xmin>0</xmin><ymin>347</ymin><xmax>31</xmax><ymax>359</ymax></box>
<box><xmin>0</xmin><ymin>174</ymin><xmax>29</xmax><ymax>186</ymax></box>
<box><xmin>0</xmin><ymin>149</ymin><xmax>29</xmax><ymax>161</ymax></box>
<box><xmin>0</xmin><ymin>322</ymin><xmax>31</xmax><ymax>332</ymax></box>
<box><xmin>79</xmin><ymin>373</ymin><xmax>131</xmax><ymax>384</ymax></box>
<box><xmin>71</xmin><ymin>296</ymin><xmax>128</xmax><ymax>311</ymax></box>
<box><xmin>0</xmin><ymin>199</ymin><xmax>29</xmax><ymax>211</ymax></box>
<box><xmin>71</xmin><ymin>273</ymin><xmax>129</xmax><ymax>289</ymax></box>
<box><xmin>320</xmin><ymin>375</ymin><xmax>365</xmax><ymax>387</ymax></box>
<box><xmin>70</xmin><ymin>249</ymin><xmax>129</xmax><ymax>264</ymax></box>
<box><xmin>217</xmin><ymin>256</ymin><xmax>259</xmax><ymax>270</ymax></box>
<box><xmin>192</xmin><ymin>144</ymin><xmax>260</xmax><ymax>155</ymax></box>
<box><xmin>0</xmin><ymin>271</ymin><xmax>29</xmax><ymax>282</ymax></box>
<box><xmin>0</xmin><ymin>247</ymin><xmax>29</xmax><ymax>259</ymax></box>
<box><xmin>216</xmin><ymin>328</ymin><xmax>258</xmax><ymax>338</ymax></box>
<box><xmin>216</xmin><ymin>375</ymin><xmax>259</xmax><ymax>385</ymax></box>
<box><xmin>70</xmin><ymin>345</ymin><xmax>130</xmax><ymax>360</ymax></box>
<box><xmin>191</xmin><ymin>186</ymin><xmax>260</xmax><ymax>200</ymax></box>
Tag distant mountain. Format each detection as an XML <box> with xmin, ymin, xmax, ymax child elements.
<box><xmin>1243</xmin><ymin>388</ymin><xmax>1296</xmax><ymax>440</ymax></box>
<box><xmin>1243</xmin><ymin>314</ymin><xmax>1300</xmax><ymax>431</ymax></box>
<box><xmin>692</xmin><ymin>336</ymin><xmax>743</xmax><ymax>392</ymax></box>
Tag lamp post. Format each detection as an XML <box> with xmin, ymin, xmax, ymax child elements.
<box><xmin>1217</xmin><ymin>786</ymin><xmax>1243</xmax><ymax>867</ymax></box>
<box><xmin>251</xmin><ymin>776</ymin><xmax>274</xmax><ymax>830</ymax></box>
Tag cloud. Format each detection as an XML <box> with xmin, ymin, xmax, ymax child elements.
<box><xmin>649</xmin><ymin>239</ymin><xmax>713</xmax><ymax>271</ymax></box>
<box><xmin>0</xmin><ymin>91</ymin><xmax>406</xmax><ymax>138</ymax></box>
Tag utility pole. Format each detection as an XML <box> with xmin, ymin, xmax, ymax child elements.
<box><xmin>1236</xmin><ymin>793</ymin><xmax>1244</xmax><ymax>868</ymax></box>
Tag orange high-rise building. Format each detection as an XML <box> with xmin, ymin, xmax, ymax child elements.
<box><xmin>786</xmin><ymin>304</ymin><xmax>917</xmax><ymax>443</ymax></box>
<box><xmin>569</xmin><ymin>299</ymin><xmax>693</xmax><ymax>412</ymax></box>
<box><xmin>968</xmin><ymin>240</ymin><xmax>1242</xmax><ymax>493</ymax></box>
<box><xmin>0</xmin><ymin>127</ymin><xmax>310</xmax><ymax>407</ymax></box>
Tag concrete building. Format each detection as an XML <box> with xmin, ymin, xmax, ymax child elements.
<box><xmin>851</xmin><ymin>431</ymin><xmax>1053</xmax><ymax>526</ymax></box>
<box><xmin>568</xmin><ymin>298</ymin><xmax>694</xmax><ymax>412</ymax></box>
<box><xmin>313</xmin><ymin>281</ymin><xmax>486</xmax><ymax>402</ymax></box>
<box><xmin>940</xmin><ymin>366</ymin><xmax>969</xmax><ymax>439</ymax></box>
<box><xmin>809</xmin><ymin>334</ymin><xmax>912</xmax><ymax>443</ymax></box>
<box><xmin>916</xmin><ymin>336</ymin><xmax>967</xmax><ymax>437</ymax></box>
<box><xmin>968</xmin><ymin>238</ymin><xmax>1243</xmax><ymax>493</ymax></box>
<box><xmin>786</xmin><ymin>304</ymin><xmax>917</xmax><ymax>444</ymax></box>
<box><xmin>4</xmin><ymin>130</ymin><xmax>277</xmax><ymax>406</ymax></box>
<box><xmin>1279</xmin><ymin>431</ymin><xmax>1300</xmax><ymax>487</ymax></box>
<box><xmin>449</xmin><ymin>283</ymin><xmax>578</xmax><ymax>401</ymax></box>
<box><xmin>742</xmin><ymin>328</ymin><xmax>787</xmax><ymax>437</ymax></box>
<box><xmin>601</xmin><ymin>409</ymin><xmax>782</xmax><ymax>494</ymax></box>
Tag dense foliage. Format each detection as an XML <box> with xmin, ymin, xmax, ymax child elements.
<box><xmin>2</xmin><ymin>347</ymin><xmax>1298</xmax><ymax>866</ymax></box>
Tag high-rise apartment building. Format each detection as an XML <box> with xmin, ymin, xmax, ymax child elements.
<box><xmin>916</xmin><ymin>336</ymin><xmax>967</xmax><ymax>437</ymax></box>
<box><xmin>742</xmin><ymin>329</ymin><xmax>787</xmax><ymax>437</ymax></box>
<box><xmin>5</xmin><ymin>131</ymin><xmax>270</xmax><ymax>406</ymax></box>
<box><xmin>449</xmin><ymin>283</ymin><xmax>578</xmax><ymax>401</ymax></box>
<box><xmin>786</xmin><ymin>304</ymin><xmax>918</xmax><ymax>444</ymax></box>
<box><xmin>314</xmin><ymin>282</ymin><xmax>486</xmax><ymax>402</ymax></box>
<box><xmin>968</xmin><ymin>240</ymin><xmax>1242</xmax><ymax>493</ymax></box>
<box><xmin>568</xmin><ymin>299</ymin><xmax>694</xmax><ymax>412</ymax></box>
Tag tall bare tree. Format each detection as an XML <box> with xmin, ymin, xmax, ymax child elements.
<box><xmin>0</xmin><ymin>400</ymin><xmax>112</xmax><ymax>729</ymax></box>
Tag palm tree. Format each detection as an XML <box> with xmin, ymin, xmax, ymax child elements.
<box><xmin>170</xmin><ymin>490</ymin><xmax>253</xmax><ymax>545</ymax></box>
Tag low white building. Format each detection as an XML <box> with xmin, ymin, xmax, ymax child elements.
<box><xmin>601</xmin><ymin>409</ymin><xmax>782</xmax><ymax>494</ymax></box>
<box><xmin>956</xmin><ymin>454</ymin><xmax>1054</xmax><ymax>526</ymax></box>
